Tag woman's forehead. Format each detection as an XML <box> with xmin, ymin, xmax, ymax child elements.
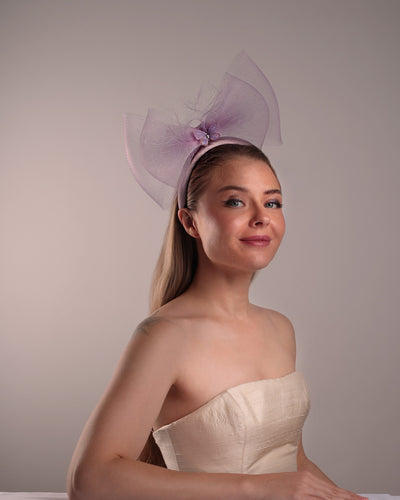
<box><xmin>209</xmin><ymin>157</ymin><xmax>280</xmax><ymax>189</ymax></box>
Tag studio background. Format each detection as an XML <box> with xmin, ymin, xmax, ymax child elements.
<box><xmin>1</xmin><ymin>0</ymin><xmax>399</xmax><ymax>494</ymax></box>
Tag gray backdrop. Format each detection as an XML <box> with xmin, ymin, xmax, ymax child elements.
<box><xmin>1</xmin><ymin>0</ymin><xmax>399</xmax><ymax>494</ymax></box>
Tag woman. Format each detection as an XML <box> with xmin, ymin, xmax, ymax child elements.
<box><xmin>67</xmin><ymin>53</ymin><xmax>367</xmax><ymax>500</ymax></box>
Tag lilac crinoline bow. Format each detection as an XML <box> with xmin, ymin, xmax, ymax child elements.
<box><xmin>124</xmin><ymin>51</ymin><xmax>282</xmax><ymax>209</ymax></box>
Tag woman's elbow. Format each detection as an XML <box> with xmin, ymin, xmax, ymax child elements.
<box><xmin>67</xmin><ymin>460</ymin><xmax>99</xmax><ymax>500</ymax></box>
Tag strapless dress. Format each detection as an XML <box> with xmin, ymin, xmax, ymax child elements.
<box><xmin>153</xmin><ymin>370</ymin><xmax>310</xmax><ymax>474</ymax></box>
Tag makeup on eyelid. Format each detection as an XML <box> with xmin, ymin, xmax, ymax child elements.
<box><xmin>223</xmin><ymin>198</ymin><xmax>283</xmax><ymax>209</ymax></box>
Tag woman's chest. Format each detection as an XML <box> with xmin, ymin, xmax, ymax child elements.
<box><xmin>156</xmin><ymin>325</ymin><xmax>295</xmax><ymax>428</ymax></box>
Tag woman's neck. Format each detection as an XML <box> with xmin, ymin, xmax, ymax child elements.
<box><xmin>185</xmin><ymin>260</ymin><xmax>254</xmax><ymax>320</ymax></box>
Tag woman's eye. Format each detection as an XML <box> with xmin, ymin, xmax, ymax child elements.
<box><xmin>224</xmin><ymin>198</ymin><xmax>244</xmax><ymax>208</ymax></box>
<box><xmin>265</xmin><ymin>200</ymin><xmax>283</xmax><ymax>209</ymax></box>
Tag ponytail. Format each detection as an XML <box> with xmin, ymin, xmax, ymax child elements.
<box><xmin>150</xmin><ymin>198</ymin><xmax>197</xmax><ymax>313</ymax></box>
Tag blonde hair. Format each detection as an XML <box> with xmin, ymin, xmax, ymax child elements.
<box><xmin>150</xmin><ymin>199</ymin><xmax>196</xmax><ymax>312</ymax></box>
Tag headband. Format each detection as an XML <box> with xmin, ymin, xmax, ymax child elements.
<box><xmin>124</xmin><ymin>51</ymin><xmax>282</xmax><ymax>209</ymax></box>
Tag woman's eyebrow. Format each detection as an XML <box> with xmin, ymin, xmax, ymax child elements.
<box><xmin>217</xmin><ymin>185</ymin><xmax>282</xmax><ymax>195</ymax></box>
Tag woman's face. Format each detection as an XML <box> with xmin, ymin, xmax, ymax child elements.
<box><xmin>188</xmin><ymin>156</ymin><xmax>286</xmax><ymax>274</ymax></box>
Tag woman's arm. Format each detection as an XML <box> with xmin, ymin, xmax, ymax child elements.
<box><xmin>69</xmin><ymin>455</ymin><xmax>254</xmax><ymax>500</ymax></box>
<box><xmin>67</xmin><ymin>316</ymin><xmax>251</xmax><ymax>500</ymax></box>
<box><xmin>69</xmin><ymin>453</ymin><xmax>367</xmax><ymax>500</ymax></box>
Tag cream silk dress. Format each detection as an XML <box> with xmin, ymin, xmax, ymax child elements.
<box><xmin>153</xmin><ymin>371</ymin><xmax>310</xmax><ymax>474</ymax></box>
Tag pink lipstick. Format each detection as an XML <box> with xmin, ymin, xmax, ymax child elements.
<box><xmin>240</xmin><ymin>236</ymin><xmax>271</xmax><ymax>247</ymax></box>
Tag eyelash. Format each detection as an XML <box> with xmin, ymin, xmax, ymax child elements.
<box><xmin>265</xmin><ymin>200</ymin><xmax>283</xmax><ymax>209</ymax></box>
<box><xmin>224</xmin><ymin>198</ymin><xmax>283</xmax><ymax>209</ymax></box>
<box><xmin>224</xmin><ymin>198</ymin><xmax>244</xmax><ymax>208</ymax></box>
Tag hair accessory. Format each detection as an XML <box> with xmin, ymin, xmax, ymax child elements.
<box><xmin>124</xmin><ymin>51</ymin><xmax>282</xmax><ymax>209</ymax></box>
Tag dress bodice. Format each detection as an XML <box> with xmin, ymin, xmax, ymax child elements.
<box><xmin>153</xmin><ymin>370</ymin><xmax>310</xmax><ymax>474</ymax></box>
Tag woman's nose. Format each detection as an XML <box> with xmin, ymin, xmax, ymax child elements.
<box><xmin>250</xmin><ymin>207</ymin><xmax>270</xmax><ymax>227</ymax></box>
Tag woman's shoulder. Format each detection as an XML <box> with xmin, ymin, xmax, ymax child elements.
<box><xmin>265</xmin><ymin>307</ymin><xmax>294</xmax><ymax>329</ymax></box>
<box><xmin>128</xmin><ymin>304</ymin><xmax>201</xmax><ymax>381</ymax></box>
<box><xmin>151</xmin><ymin>293</ymin><xmax>206</xmax><ymax>326</ymax></box>
<box><xmin>132</xmin><ymin>311</ymin><xmax>187</xmax><ymax>344</ymax></box>
<box><xmin>132</xmin><ymin>298</ymin><xmax>199</xmax><ymax>345</ymax></box>
<box><xmin>124</xmin><ymin>311</ymin><xmax>191</xmax><ymax>384</ymax></box>
<box><xmin>254</xmin><ymin>304</ymin><xmax>293</xmax><ymax>325</ymax></box>
<box><xmin>255</xmin><ymin>305</ymin><xmax>296</xmax><ymax>342</ymax></box>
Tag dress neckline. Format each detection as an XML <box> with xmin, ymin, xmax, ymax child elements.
<box><xmin>153</xmin><ymin>370</ymin><xmax>301</xmax><ymax>432</ymax></box>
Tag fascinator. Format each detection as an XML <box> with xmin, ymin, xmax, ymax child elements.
<box><xmin>124</xmin><ymin>51</ymin><xmax>282</xmax><ymax>209</ymax></box>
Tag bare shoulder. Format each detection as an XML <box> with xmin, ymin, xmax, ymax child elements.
<box><xmin>133</xmin><ymin>312</ymin><xmax>178</xmax><ymax>338</ymax></box>
<box><xmin>257</xmin><ymin>306</ymin><xmax>296</xmax><ymax>351</ymax></box>
<box><xmin>127</xmin><ymin>308</ymin><xmax>194</xmax><ymax>370</ymax></box>
<box><xmin>265</xmin><ymin>308</ymin><xmax>295</xmax><ymax>334</ymax></box>
<box><xmin>128</xmin><ymin>311</ymin><xmax>188</xmax><ymax>360</ymax></box>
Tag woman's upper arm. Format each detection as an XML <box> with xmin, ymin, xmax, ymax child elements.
<box><xmin>70</xmin><ymin>315</ymin><xmax>183</xmax><ymax>467</ymax></box>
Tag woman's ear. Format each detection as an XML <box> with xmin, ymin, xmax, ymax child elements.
<box><xmin>178</xmin><ymin>208</ymin><xmax>200</xmax><ymax>238</ymax></box>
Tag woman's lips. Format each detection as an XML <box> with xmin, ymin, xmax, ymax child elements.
<box><xmin>240</xmin><ymin>236</ymin><xmax>271</xmax><ymax>247</ymax></box>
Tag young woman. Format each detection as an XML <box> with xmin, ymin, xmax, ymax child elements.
<box><xmin>67</xmin><ymin>54</ymin><xmax>367</xmax><ymax>500</ymax></box>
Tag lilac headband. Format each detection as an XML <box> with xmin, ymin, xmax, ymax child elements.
<box><xmin>124</xmin><ymin>51</ymin><xmax>282</xmax><ymax>209</ymax></box>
